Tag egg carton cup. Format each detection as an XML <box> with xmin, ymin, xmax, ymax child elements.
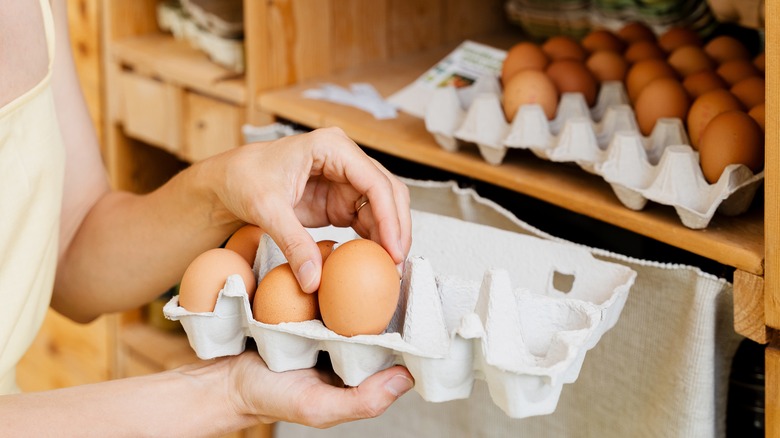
<box><xmin>425</xmin><ymin>76</ymin><xmax>765</xmax><ymax>229</ymax></box>
<box><xmin>165</xmin><ymin>207</ymin><xmax>636</xmax><ymax>419</ymax></box>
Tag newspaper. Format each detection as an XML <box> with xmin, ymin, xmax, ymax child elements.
<box><xmin>388</xmin><ymin>40</ymin><xmax>507</xmax><ymax>119</ymax></box>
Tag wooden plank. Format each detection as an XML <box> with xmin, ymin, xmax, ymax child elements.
<box><xmin>257</xmin><ymin>41</ymin><xmax>765</xmax><ymax>275</ymax></box>
<box><xmin>111</xmin><ymin>35</ymin><xmax>246</xmax><ymax>105</ymax></box>
<box><xmin>734</xmin><ymin>270</ymin><xmax>769</xmax><ymax>343</ymax></box>
<box><xmin>765</xmin><ymin>0</ymin><xmax>780</xmax><ymax>330</ymax></box>
<box><xmin>387</xmin><ymin>0</ymin><xmax>445</xmax><ymax>56</ymax></box>
<box><xmin>764</xmin><ymin>1</ymin><xmax>778</xmax><ymax>436</ymax></box>
<box><xmin>119</xmin><ymin>71</ymin><xmax>184</xmax><ymax>153</ymax></box>
<box><xmin>184</xmin><ymin>92</ymin><xmax>245</xmax><ymax>162</ymax></box>
<box><xmin>102</xmin><ymin>0</ymin><xmax>158</xmax><ymax>41</ymax></box>
<box><xmin>246</xmin><ymin>0</ymin><xmax>333</xmax><ymax>91</ymax></box>
<box><xmin>330</xmin><ymin>0</ymin><xmax>390</xmax><ymax>72</ymax></box>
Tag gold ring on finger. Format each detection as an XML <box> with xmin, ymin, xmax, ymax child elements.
<box><xmin>354</xmin><ymin>195</ymin><xmax>369</xmax><ymax>214</ymax></box>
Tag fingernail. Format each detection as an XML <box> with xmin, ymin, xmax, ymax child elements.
<box><xmin>396</xmin><ymin>239</ymin><xmax>404</xmax><ymax>258</ymax></box>
<box><xmin>384</xmin><ymin>375</ymin><xmax>413</xmax><ymax>397</ymax></box>
<box><xmin>298</xmin><ymin>260</ymin><xmax>316</xmax><ymax>291</ymax></box>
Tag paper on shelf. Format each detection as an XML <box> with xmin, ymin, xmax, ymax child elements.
<box><xmin>388</xmin><ymin>40</ymin><xmax>507</xmax><ymax>119</ymax></box>
<box><xmin>303</xmin><ymin>83</ymin><xmax>398</xmax><ymax>120</ymax></box>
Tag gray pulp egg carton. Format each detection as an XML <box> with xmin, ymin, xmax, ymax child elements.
<box><xmin>164</xmin><ymin>208</ymin><xmax>636</xmax><ymax>419</ymax></box>
<box><xmin>424</xmin><ymin>76</ymin><xmax>764</xmax><ymax>229</ymax></box>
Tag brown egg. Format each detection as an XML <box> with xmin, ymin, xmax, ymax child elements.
<box><xmin>698</xmin><ymin>110</ymin><xmax>764</xmax><ymax>183</ymax></box>
<box><xmin>542</xmin><ymin>35</ymin><xmax>587</xmax><ymax>62</ymax></box>
<box><xmin>717</xmin><ymin>59</ymin><xmax>761</xmax><ymax>86</ymax></box>
<box><xmin>704</xmin><ymin>36</ymin><xmax>751</xmax><ymax>64</ymax></box>
<box><xmin>317</xmin><ymin>240</ymin><xmax>337</xmax><ymax>262</ymax></box>
<box><xmin>730</xmin><ymin>76</ymin><xmax>765</xmax><ymax>109</ymax></box>
<box><xmin>179</xmin><ymin>248</ymin><xmax>257</xmax><ymax>312</ymax></box>
<box><xmin>546</xmin><ymin>60</ymin><xmax>599</xmax><ymax>106</ymax></box>
<box><xmin>224</xmin><ymin>224</ymin><xmax>264</xmax><ymax>267</ymax></box>
<box><xmin>624</xmin><ymin>40</ymin><xmax>666</xmax><ymax>63</ymax></box>
<box><xmin>617</xmin><ymin>21</ymin><xmax>657</xmax><ymax>43</ymax></box>
<box><xmin>754</xmin><ymin>52</ymin><xmax>766</xmax><ymax>72</ymax></box>
<box><xmin>748</xmin><ymin>103</ymin><xmax>765</xmax><ymax>131</ymax></box>
<box><xmin>502</xmin><ymin>69</ymin><xmax>559</xmax><ymax>121</ymax></box>
<box><xmin>252</xmin><ymin>263</ymin><xmax>319</xmax><ymax>324</ymax></box>
<box><xmin>502</xmin><ymin>42</ymin><xmax>549</xmax><ymax>84</ymax></box>
<box><xmin>586</xmin><ymin>50</ymin><xmax>629</xmax><ymax>82</ymax></box>
<box><xmin>667</xmin><ymin>45</ymin><xmax>715</xmax><ymax>77</ymax></box>
<box><xmin>634</xmin><ymin>78</ymin><xmax>690</xmax><ymax>136</ymax></box>
<box><xmin>659</xmin><ymin>27</ymin><xmax>702</xmax><ymax>52</ymax></box>
<box><xmin>626</xmin><ymin>59</ymin><xmax>678</xmax><ymax>103</ymax></box>
<box><xmin>319</xmin><ymin>239</ymin><xmax>401</xmax><ymax>337</ymax></box>
<box><xmin>686</xmin><ymin>89</ymin><xmax>744</xmax><ymax>148</ymax></box>
<box><xmin>582</xmin><ymin>29</ymin><xmax>625</xmax><ymax>53</ymax></box>
<box><xmin>683</xmin><ymin>70</ymin><xmax>727</xmax><ymax>98</ymax></box>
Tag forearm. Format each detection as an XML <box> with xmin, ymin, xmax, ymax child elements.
<box><xmin>0</xmin><ymin>359</ymin><xmax>258</xmax><ymax>437</ymax></box>
<box><xmin>53</xmin><ymin>160</ymin><xmax>243</xmax><ymax>322</ymax></box>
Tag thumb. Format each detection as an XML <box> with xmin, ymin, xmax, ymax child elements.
<box><xmin>262</xmin><ymin>207</ymin><xmax>322</xmax><ymax>293</ymax></box>
<box><xmin>312</xmin><ymin>366</ymin><xmax>415</xmax><ymax>427</ymax></box>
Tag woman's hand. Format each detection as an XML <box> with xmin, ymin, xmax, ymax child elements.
<box><xmin>203</xmin><ymin>127</ymin><xmax>412</xmax><ymax>292</ymax></box>
<box><xmin>227</xmin><ymin>351</ymin><xmax>414</xmax><ymax>428</ymax></box>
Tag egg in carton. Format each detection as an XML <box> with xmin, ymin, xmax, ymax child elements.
<box><xmin>424</xmin><ymin>76</ymin><xmax>764</xmax><ymax>229</ymax></box>
<box><xmin>165</xmin><ymin>206</ymin><xmax>636</xmax><ymax>419</ymax></box>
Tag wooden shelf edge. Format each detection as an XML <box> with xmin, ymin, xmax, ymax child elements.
<box><xmin>110</xmin><ymin>34</ymin><xmax>247</xmax><ymax>105</ymax></box>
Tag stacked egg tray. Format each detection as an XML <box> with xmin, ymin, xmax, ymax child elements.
<box><xmin>424</xmin><ymin>76</ymin><xmax>765</xmax><ymax>229</ymax></box>
<box><xmin>165</xmin><ymin>207</ymin><xmax>636</xmax><ymax>419</ymax></box>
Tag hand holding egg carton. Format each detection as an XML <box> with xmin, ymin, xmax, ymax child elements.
<box><xmin>425</xmin><ymin>23</ymin><xmax>765</xmax><ymax>229</ymax></box>
<box><xmin>164</xmin><ymin>199</ymin><xmax>636</xmax><ymax>419</ymax></box>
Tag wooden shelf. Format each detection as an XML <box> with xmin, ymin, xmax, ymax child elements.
<box><xmin>110</xmin><ymin>34</ymin><xmax>246</xmax><ymax>105</ymax></box>
<box><xmin>258</xmin><ymin>44</ymin><xmax>765</xmax><ymax>275</ymax></box>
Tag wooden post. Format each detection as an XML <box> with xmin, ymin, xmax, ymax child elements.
<box><xmin>765</xmin><ymin>0</ymin><xmax>778</xmax><ymax>435</ymax></box>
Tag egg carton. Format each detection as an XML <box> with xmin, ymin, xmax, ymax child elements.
<box><xmin>424</xmin><ymin>76</ymin><xmax>765</xmax><ymax>229</ymax></box>
<box><xmin>164</xmin><ymin>208</ymin><xmax>636</xmax><ymax>419</ymax></box>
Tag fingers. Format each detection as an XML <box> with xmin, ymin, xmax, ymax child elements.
<box><xmin>231</xmin><ymin>351</ymin><xmax>414</xmax><ymax>429</ymax></box>
<box><xmin>368</xmin><ymin>158</ymin><xmax>412</xmax><ymax>259</ymax></box>
<box><xmin>314</xmin><ymin>129</ymin><xmax>402</xmax><ymax>257</ymax></box>
<box><xmin>237</xmin><ymin>127</ymin><xmax>411</xmax><ymax>291</ymax></box>
<box><xmin>298</xmin><ymin>365</ymin><xmax>414</xmax><ymax>428</ymax></box>
<box><xmin>350</xmin><ymin>166</ymin><xmax>411</xmax><ymax>268</ymax></box>
<box><xmin>261</xmin><ymin>202</ymin><xmax>323</xmax><ymax>293</ymax></box>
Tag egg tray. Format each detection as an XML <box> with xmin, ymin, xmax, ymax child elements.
<box><xmin>424</xmin><ymin>76</ymin><xmax>764</xmax><ymax>229</ymax></box>
<box><xmin>164</xmin><ymin>208</ymin><xmax>636</xmax><ymax>419</ymax></box>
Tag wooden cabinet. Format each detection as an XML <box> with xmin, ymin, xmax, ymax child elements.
<box><xmin>93</xmin><ymin>0</ymin><xmax>777</xmax><ymax>436</ymax></box>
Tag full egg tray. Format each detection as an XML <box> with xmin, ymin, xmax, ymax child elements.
<box><xmin>424</xmin><ymin>76</ymin><xmax>764</xmax><ymax>229</ymax></box>
<box><xmin>164</xmin><ymin>208</ymin><xmax>636</xmax><ymax>419</ymax></box>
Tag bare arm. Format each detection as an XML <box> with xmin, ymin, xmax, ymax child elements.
<box><xmin>1</xmin><ymin>353</ymin><xmax>413</xmax><ymax>436</ymax></box>
<box><xmin>50</xmin><ymin>0</ymin><xmax>240</xmax><ymax>322</ymax></box>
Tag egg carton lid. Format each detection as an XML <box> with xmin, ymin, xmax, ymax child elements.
<box><xmin>425</xmin><ymin>75</ymin><xmax>764</xmax><ymax>229</ymax></box>
<box><xmin>165</xmin><ymin>205</ymin><xmax>636</xmax><ymax>419</ymax></box>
